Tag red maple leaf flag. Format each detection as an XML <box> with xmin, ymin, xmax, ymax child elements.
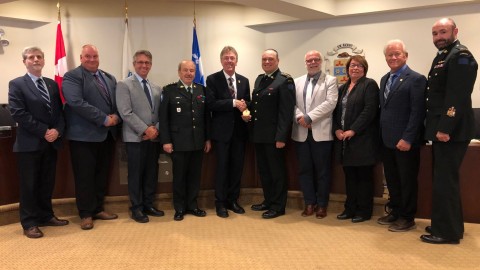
<box><xmin>55</xmin><ymin>21</ymin><xmax>67</xmax><ymax>103</ymax></box>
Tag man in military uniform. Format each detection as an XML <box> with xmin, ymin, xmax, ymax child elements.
<box><xmin>420</xmin><ymin>18</ymin><xmax>478</xmax><ymax>244</ymax></box>
<box><xmin>243</xmin><ymin>49</ymin><xmax>296</xmax><ymax>219</ymax></box>
<box><xmin>159</xmin><ymin>60</ymin><xmax>211</xmax><ymax>221</ymax></box>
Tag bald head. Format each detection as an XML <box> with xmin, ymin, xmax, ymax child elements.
<box><xmin>432</xmin><ymin>18</ymin><xmax>458</xmax><ymax>50</ymax></box>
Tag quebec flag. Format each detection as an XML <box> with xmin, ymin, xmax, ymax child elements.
<box><xmin>192</xmin><ymin>24</ymin><xmax>205</xmax><ymax>86</ymax></box>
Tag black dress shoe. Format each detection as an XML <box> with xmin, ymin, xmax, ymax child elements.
<box><xmin>216</xmin><ymin>207</ymin><xmax>229</xmax><ymax>218</ymax></box>
<box><xmin>227</xmin><ymin>201</ymin><xmax>245</xmax><ymax>214</ymax></box>
<box><xmin>39</xmin><ymin>217</ymin><xmax>69</xmax><ymax>227</ymax></box>
<box><xmin>420</xmin><ymin>234</ymin><xmax>460</xmax><ymax>244</ymax></box>
<box><xmin>262</xmin><ymin>209</ymin><xmax>285</xmax><ymax>219</ymax></box>
<box><xmin>174</xmin><ymin>211</ymin><xmax>185</xmax><ymax>221</ymax></box>
<box><xmin>351</xmin><ymin>216</ymin><xmax>370</xmax><ymax>223</ymax></box>
<box><xmin>186</xmin><ymin>208</ymin><xmax>207</xmax><ymax>217</ymax></box>
<box><xmin>23</xmin><ymin>226</ymin><xmax>43</xmax><ymax>239</ymax></box>
<box><xmin>251</xmin><ymin>203</ymin><xmax>269</xmax><ymax>211</ymax></box>
<box><xmin>132</xmin><ymin>210</ymin><xmax>149</xmax><ymax>223</ymax></box>
<box><xmin>337</xmin><ymin>211</ymin><xmax>354</xmax><ymax>220</ymax></box>
<box><xmin>144</xmin><ymin>206</ymin><xmax>165</xmax><ymax>217</ymax></box>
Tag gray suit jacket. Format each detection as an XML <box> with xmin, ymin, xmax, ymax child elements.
<box><xmin>116</xmin><ymin>75</ymin><xmax>162</xmax><ymax>142</ymax></box>
<box><xmin>62</xmin><ymin>65</ymin><xmax>120</xmax><ymax>142</ymax></box>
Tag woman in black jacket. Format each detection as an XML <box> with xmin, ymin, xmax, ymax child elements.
<box><xmin>332</xmin><ymin>55</ymin><xmax>380</xmax><ymax>223</ymax></box>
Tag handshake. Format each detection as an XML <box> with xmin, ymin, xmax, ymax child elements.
<box><xmin>234</xmin><ymin>99</ymin><xmax>248</xmax><ymax>112</ymax></box>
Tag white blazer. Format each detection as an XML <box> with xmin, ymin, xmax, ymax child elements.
<box><xmin>291</xmin><ymin>72</ymin><xmax>338</xmax><ymax>142</ymax></box>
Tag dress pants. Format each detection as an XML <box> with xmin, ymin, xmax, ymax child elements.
<box><xmin>125</xmin><ymin>141</ymin><xmax>161</xmax><ymax>212</ymax></box>
<box><xmin>69</xmin><ymin>135</ymin><xmax>115</xmax><ymax>218</ymax></box>
<box><xmin>254</xmin><ymin>143</ymin><xmax>288</xmax><ymax>212</ymax></box>
<box><xmin>431</xmin><ymin>141</ymin><xmax>468</xmax><ymax>240</ymax></box>
<box><xmin>342</xmin><ymin>165</ymin><xmax>374</xmax><ymax>218</ymax></box>
<box><xmin>17</xmin><ymin>145</ymin><xmax>57</xmax><ymax>229</ymax></box>
<box><xmin>295</xmin><ymin>133</ymin><xmax>333</xmax><ymax>207</ymax></box>
<box><xmin>171</xmin><ymin>150</ymin><xmax>203</xmax><ymax>212</ymax></box>
<box><xmin>382</xmin><ymin>144</ymin><xmax>420</xmax><ymax>221</ymax></box>
<box><xmin>213</xmin><ymin>137</ymin><xmax>245</xmax><ymax>207</ymax></box>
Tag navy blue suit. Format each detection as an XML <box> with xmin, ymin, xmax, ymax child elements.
<box><xmin>206</xmin><ymin>71</ymin><xmax>250</xmax><ymax>207</ymax></box>
<box><xmin>8</xmin><ymin>74</ymin><xmax>64</xmax><ymax>229</ymax></box>
<box><xmin>379</xmin><ymin>65</ymin><xmax>426</xmax><ymax>221</ymax></box>
<box><xmin>63</xmin><ymin>66</ymin><xmax>120</xmax><ymax>218</ymax></box>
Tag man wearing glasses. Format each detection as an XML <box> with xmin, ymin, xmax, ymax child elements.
<box><xmin>116</xmin><ymin>50</ymin><xmax>164</xmax><ymax>223</ymax></box>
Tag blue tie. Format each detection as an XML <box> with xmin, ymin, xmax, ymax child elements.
<box><xmin>36</xmin><ymin>78</ymin><xmax>51</xmax><ymax>112</ymax></box>
<box><xmin>384</xmin><ymin>74</ymin><xmax>397</xmax><ymax>99</ymax></box>
<box><xmin>142</xmin><ymin>79</ymin><xmax>153</xmax><ymax>108</ymax></box>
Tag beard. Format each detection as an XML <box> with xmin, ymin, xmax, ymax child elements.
<box><xmin>434</xmin><ymin>36</ymin><xmax>455</xmax><ymax>50</ymax></box>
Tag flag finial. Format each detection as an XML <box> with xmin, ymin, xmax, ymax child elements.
<box><xmin>57</xmin><ymin>1</ymin><xmax>61</xmax><ymax>22</ymax></box>
<box><xmin>124</xmin><ymin>0</ymin><xmax>128</xmax><ymax>23</ymax></box>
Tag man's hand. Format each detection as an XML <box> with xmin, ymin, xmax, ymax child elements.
<box><xmin>204</xmin><ymin>140</ymin><xmax>212</xmax><ymax>153</ymax></box>
<box><xmin>241</xmin><ymin>114</ymin><xmax>251</xmax><ymax>122</ymax></box>
<box><xmin>142</xmin><ymin>126</ymin><xmax>159</xmax><ymax>140</ymax></box>
<box><xmin>342</xmin><ymin>130</ymin><xmax>355</xmax><ymax>140</ymax></box>
<box><xmin>436</xmin><ymin>131</ymin><xmax>450</xmax><ymax>142</ymax></box>
<box><xmin>335</xmin><ymin>129</ymin><xmax>344</xmax><ymax>141</ymax></box>
<box><xmin>44</xmin><ymin>129</ymin><xmax>59</xmax><ymax>142</ymax></box>
<box><xmin>396</xmin><ymin>139</ymin><xmax>411</xmax><ymax>151</ymax></box>
<box><xmin>276</xmin><ymin>141</ymin><xmax>285</xmax><ymax>149</ymax></box>
<box><xmin>104</xmin><ymin>114</ymin><xmax>120</xmax><ymax>127</ymax></box>
<box><xmin>163</xmin><ymin>143</ymin><xmax>173</xmax><ymax>153</ymax></box>
<box><xmin>235</xmin><ymin>99</ymin><xmax>247</xmax><ymax>112</ymax></box>
<box><xmin>297</xmin><ymin>116</ymin><xmax>311</xmax><ymax>129</ymax></box>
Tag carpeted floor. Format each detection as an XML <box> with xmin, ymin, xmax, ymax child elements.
<box><xmin>1</xmin><ymin>193</ymin><xmax>480</xmax><ymax>269</ymax></box>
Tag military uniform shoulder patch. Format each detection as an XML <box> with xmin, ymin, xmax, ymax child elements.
<box><xmin>281</xmin><ymin>72</ymin><xmax>292</xmax><ymax>78</ymax></box>
<box><xmin>446</xmin><ymin>106</ymin><xmax>456</xmax><ymax>117</ymax></box>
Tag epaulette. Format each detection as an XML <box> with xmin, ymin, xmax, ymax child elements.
<box><xmin>165</xmin><ymin>82</ymin><xmax>177</xmax><ymax>87</ymax></box>
<box><xmin>281</xmin><ymin>72</ymin><xmax>292</xmax><ymax>78</ymax></box>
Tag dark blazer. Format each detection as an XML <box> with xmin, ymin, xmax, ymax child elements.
<box><xmin>425</xmin><ymin>40</ymin><xmax>478</xmax><ymax>141</ymax></box>
<box><xmin>206</xmin><ymin>70</ymin><xmax>250</xmax><ymax>142</ymax></box>
<box><xmin>332</xmin><ymin>77</ymin><xmax>379</xmax><ymax>166</ymax></box>
<box><xmin>62</xmin><ymin>66</ymin><xmax>119</xmax><ymax>142</ymax></box>
<box><xmin>159</xmin><ymin>81</ymin><xmax>211</xmax><ymax>151</ymax></box>
<box><xmin>379</xmin><ymin>65</ymin><xmax>426</xmax><ymax>149</ymax></box>
<box><xmin>250</xmin><ymin>69</ymin><xmax>296</xmax><ymax>143</ymax></box>
<box><xmin>8</xmin><ymin>74</ymin><xmax>64</xmax><ymax>152</ymax></box>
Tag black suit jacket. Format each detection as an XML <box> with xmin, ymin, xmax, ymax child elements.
<box><xmin>379</xmin><ymin>65</ymin><xmax>426</xmax><ymax>149</ymax></box>
<box><xmin>159</xmin><ymin>81</ymin><xmax>211</xmax><ymax>151</ymax></box>
<box><xmin>425</xmin><ymin>40</ymin><xmax>478</xmax><ymax>141</ymax></box>
<box><xmin>206</xmin><ymin>70</ymin><xmax>250</xmax><ymax>142</ymax></box>
<box><xmin>332</xmin><ymin>77</ymin><xmax>379</xmax><ymax>166</ymax></box>
<box><xmin>250</xmin><ymin>69</ymin><xmax>295</xmax><ymax>143</ymax></box>
<box><xmin>8</xmin><ymin>74</ymin><xmax>64</xmax><ymax>152</ymax></box>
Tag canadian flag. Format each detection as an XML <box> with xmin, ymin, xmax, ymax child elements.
<box><xmin>55</xmin><ymin>21</ymin><xmax>67</xmax><ymax>103</ymax></box>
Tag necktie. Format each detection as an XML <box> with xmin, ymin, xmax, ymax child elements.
<box><xmin>187</xmin><ymin>86</ymin><xmax>192</xmax><ymax>95</ymax></box>
<box><xmin>305</xmin><ymin>77</ymin><xmax>314</xmax><ymax>112</ymax></box>
<box><xmin>93</xmin><ymin>74</ymin><xmax>111</xmax><ymax>106</ymax></box>
<box><xmin>228</xmin><ymin>77</ymin><xmax>235</xmax><ymax>98</ymax></box>
<box><xmin>36</xmin><ymin>78</ymin><xmax>51</xmax><ymax>112</ymax></box>
<box><xmin>384</xmin><ymin>74</ymin><xmax>397</xmax><ymax>99</ymax></box>
<box><xmin>142</xmin><ymin>79</ymin><xmax>153</xmax><ymax>108</ymax></box>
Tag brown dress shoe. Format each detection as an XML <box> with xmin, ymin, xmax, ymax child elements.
<box><xmin>315</xmin><ymin>206</ymin><xmax>327</xmax><ymax>219</ymax></box>
<box><xmin>39</xmin><ymin>217</ymin><xmax>69</xmax><ymax>227</ymax></box>
<box><xmin>388</xmin><ymin>218</ymin><xmax>416</xmax><ymax>232</ymax></box>
<box><xmin>301</xmin><ymin>204</ymin><xmax>315</xmax><ymax>217</ymax></box>
<box><xmin>24</xmin><ymin>226</ymin><xmax>44</xmax><ymax>238</ymax></box>
<box><xmin>93</xmin><ymin>211</ymin><xmax>118</xmax><ymax>220</ymax></box>
<box><xmin>80</xmin><ymin>217</ymin><xmax>94</xmax><ymax>230</ymax></box>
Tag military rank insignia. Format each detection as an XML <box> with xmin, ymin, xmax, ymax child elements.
<box><xmin>447</xmin><ymin>106</ymin><xmax>456</xmax><ymax>117</ymax></box>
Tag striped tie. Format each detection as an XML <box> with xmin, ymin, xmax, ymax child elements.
<box><xmin>36</xmin><ymin>78</ymin><xmax>51</xmax><ymax>112</ymax></box>
<box><xmin>228</xmin><ymin>77</ymin><xmax>235</xmax><ymax>98</ymax></box>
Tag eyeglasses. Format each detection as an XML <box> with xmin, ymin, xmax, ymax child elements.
<box><xmin>135</xmin><ymin>61</ymin><xmax>152</xmax><ymax>66</ymax></box>
<box><xmin>305</xmin><ymin>58</ymin><xmax>321</xmax><ymax>64</ymax></box>
<box><xmin>349</xmin><ymin>64</ymin><xmax>364</xmax><ymax>69</ymax></box>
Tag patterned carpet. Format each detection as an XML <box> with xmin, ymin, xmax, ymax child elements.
<box><xmin>1</xmin><ymin>192</ymin><xmax>479</xmax><ymax>269</ymax></box>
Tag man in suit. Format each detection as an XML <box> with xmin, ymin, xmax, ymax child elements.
<box><xmin>63</xmin><ymin>44</ymin><xmax>121</xmax><ymax>230</ymax></box>
<box><xmin>242</xmin><ymin>49</ymin><xmax>295</xmax><ymax>219</ymax></box>
<box><xmin>159</xmin><ymin>60</ymin><xmax>211</xmax><ymax>221</ymax></box>
<box><xmin>291</xmin><ymin>50</ymin><xmax>338</xmax><ymax>219</ymax></box>
<box><xmin>116</xmin><ymin>50</ymin><xmax>164</xmax><ymax>223</ymax></box>
<box><xmin>377</xmin><ymin>40</ymin><xmax>426</xmax><ymax>232</ymax></box>
<box><xmin>8</xmin><ymin>46</ymin><xmax>68</xmax><ymax>238</ymax></box>
<box><xmin>206</xmin><ymin>46</ymin><xmax>250</xmax><ymax>218</ymax></box>
<box><xmin>420</xmin><ymin>18</ymin><xmax>477</xmax><ymax>244</ymax></box>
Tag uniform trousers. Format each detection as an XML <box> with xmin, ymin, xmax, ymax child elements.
<box><xmin>171</xmin><ymin>150</ymin><xmax>203</xmax><ymax>212</ymax></box>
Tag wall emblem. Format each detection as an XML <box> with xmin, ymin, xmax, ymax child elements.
<box><xmin>324</xmin><ymin>43</ymin><xmax>364</xmax><ymax>85</ymax></box>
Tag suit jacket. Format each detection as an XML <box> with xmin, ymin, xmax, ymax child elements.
<box><xmin>425</xmin><ymin>40</ymin><xmax>478</xmax><ymax>142</ymax></box>
<box><xmin>379</xmin><ymin>65</ymin><xmax>426</xmax><ymax>149</ymax></box>
<box><xmin>62</xmin><ymin>66</ymin><xmax>119</xmax><ymax>142</ymax></box>
<box><xmin>116</xmin><ymin>75</ymin><xmax>162</xmax><ymax>142</ymax></box>
<box><xmin>159</xmin><ymin>81</ymin><xmax>211</xmax><ymax>151</ymax></box>
<box><xmin>206</xmin><ymin>70</ymin><xmax>250</xmax><ymax>142</ymax></box>
<box><xmin>250</xmin><ymin>69</ymin><xmax>296</xmax><ymax>143</ymax></box>
<box><xmin>291</xmin><ymin>72</ymin><xmax>338</xmax><ymax>142</ymax></box>
<box><xmin>8</xmin><ymin>74</ymin><xmax>64</xmax><ymax>152</ymax></box>
<box><xmin>332</xmin><ymin>77</ymin><xmax>379</xmax><ymax>166</ymax></box>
